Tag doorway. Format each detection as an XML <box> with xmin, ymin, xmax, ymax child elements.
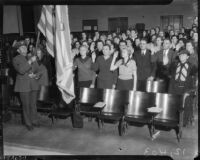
<box><xmin>108</xmin><ymin>17</ymin><xmax>128</xmax><ymax>33</ymax></box>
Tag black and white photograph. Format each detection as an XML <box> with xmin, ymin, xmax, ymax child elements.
<box><xmin>0</xmin><ymin>0</ymin><xmax>198</xmax><ymax>159</ymax></box>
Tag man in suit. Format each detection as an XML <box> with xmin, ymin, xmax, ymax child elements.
<box><xmin>134</xmin><ymin>38</ymin><xmax>155</xmax><ymax>91</ymax></box>
<box><xmin>152</xmin><ymin>38</ymin><xmax>177</xmax><ymax>89</ymax></box>
<box><xmin>13</xmin><ymin>43</ymin><xmax>40</xmax><ymax>131</ymax></box>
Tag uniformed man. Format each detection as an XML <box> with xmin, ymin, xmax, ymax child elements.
<box><xmin>13</xmin><ymin>43</ymin><xmax>40</xmax><ymax>130</ymax></box>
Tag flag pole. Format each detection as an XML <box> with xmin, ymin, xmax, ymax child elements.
<box><xmin>36</xmin><ymin>30</ymin><xmax>41</xmax><ymax>49</ymax></box>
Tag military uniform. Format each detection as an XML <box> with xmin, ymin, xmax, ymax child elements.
<box><xmin>13</xmin><ymin>54</ymin><xmax>40</xmax><ymax>128</ymax></box>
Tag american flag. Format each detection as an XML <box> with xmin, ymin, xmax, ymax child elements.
<box><xmin>37</xmin><ymin>5</ymin><xmax>75</xmax><ymax>104</ymax></box>
<box><xmin>37</xmin><ymin>5</ymin><xmax>54</xmax><ymax>57</ymax></box>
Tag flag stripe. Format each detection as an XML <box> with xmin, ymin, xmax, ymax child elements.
<box><xmin>37</xmin><ymin>5</ymin><xmax>75</xmax><ymax>104</ymax></box>
<box><xmin>55</xmin><ymin>5</ymin><xmax>75</xmax><ymax>103</ymax></box>
<box><xmin>37</xmin><ymin>5</ymin><xmax>54</xmax><ymax>57</ymax></box>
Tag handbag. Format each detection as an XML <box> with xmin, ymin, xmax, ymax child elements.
<box><xmin>72</xmin><ymin>103</ymin><xmax>83</xmax><ymax>128</ymax></box>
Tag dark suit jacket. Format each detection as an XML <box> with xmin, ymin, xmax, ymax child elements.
<box><xmin>134</xmin><ymin>49</ymin><xmax>154</xmax><ymax>81</ymax></box>
<box><xmin>13</xmin><ymin>54</ymin><xmax>40</xmax><ymax>92</ymax></box>
<box><xmin>152</xmin><ymin>49</ymin><xmax>176</xmax><ymax>80</ymax></box>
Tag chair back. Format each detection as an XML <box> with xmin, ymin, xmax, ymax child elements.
<box><xmin>154</xmin><ymin>93</ymin><xmax>184</xmax><ymax>122</ymax></box>
<box><xmin>102</xmin><ymin>89</ymin><xmax>129</xmax><ymax>114</ymax></box>
<box><xmin>125</xmin><ymin>91</ymin><xmax>155</xmax><ymax>117</ymax></box>
<box><xmin>79</xmin><ymin>87</ymin><xmax>103</xmax><ymax>104</ymax></box>
<box><xmin>146</xmin><ymin>80</ymin><xmax>167</xmax><ymax>93</ymax></box>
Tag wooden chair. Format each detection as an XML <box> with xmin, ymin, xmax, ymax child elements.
<box><xmin>119</xmin><ymin>91</ymin><xmax>156</xmax><ymax>136</ymax></box>
<box><xmin>1</xmin><ymin>76</ymin><xmax>22</xmax><ymax>122</ymax></box>
<box><xmin>37</xmin><ymin>85</ymin><xmax>58</xmax><ymax>124</ymax></box>
<box><xmin>97</xmin><ymin>89</ymin><xmax>129</xmax><ymax>134</ymax></box>
<box><xmin>153</xmin><ymin>93</ymin><xmax>185</xmax><ymax>142</ymax></box>
<box><xmin>146</xmin><ymin>80</ymin><xmax>167</xmax><ymax>93</ymax></box>
<box><xmin>77</xmin><ymin>87</ymin><xmax>104</xmax><ymax>117</ymax></box>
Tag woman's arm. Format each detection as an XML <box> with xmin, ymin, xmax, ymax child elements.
<box><xmin>90</xmin><ymin>71</ymin><xmax>96</xmax><ymax>88</ymax></box>
<box><xmin>132</xmin><ymin>60</ymin><xmax>137</xmax><ymax>91</ymax></box>
<box><xmin>110</xmin><ymin>51</ymin><xmax>121</xmax><ymax>71</ymax></box>
<box><xmin>133</xmin><ymin>70</ymin><xmax>137</xmax><ymax>91</ymax></box>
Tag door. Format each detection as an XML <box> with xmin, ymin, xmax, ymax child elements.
<box><xmin>160</xmin><ymin>15</ymin><xmax>183</xmax><ymax>31</ymax></box>
<box><xmin>108</xmin><ymin>17</ymin><xmax>128</xmax><ymax>33</ymax></box>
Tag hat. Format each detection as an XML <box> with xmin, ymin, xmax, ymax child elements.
<box><xmin>178</xmin><ymin>49</ymin><xmax>190</xmax><ymax>56</ymax></box>
<box><xmin>15</xmin><ymin>40</ymin><xmax>26</xmax><ymax>49</ymax></box>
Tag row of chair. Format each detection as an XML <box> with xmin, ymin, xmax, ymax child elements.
<box><xmin>77</xmin><ymin>87</ymin><xmax>186</xmax><ymax>142</ymax></box>
<box><xmin>7</xmin><ymin>85</ymin><xmax>72</xmax><ymax>124</ymax></box>
<box><xmin>5</xmin><ymin>80</ymin><xmax>185</xmax><ymax>142</ymax></box>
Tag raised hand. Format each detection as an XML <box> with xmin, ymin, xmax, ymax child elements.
<box><xmin>175</xmin><ymin>43</ymin><xmax>181</xmax><ymax>51</ymax></box>
<box><xmin>113</xmin><ymin>51</ymin><xmax>119</xmax><ymax>59</ymax></box>
<box><xmin>31</xmin><ymin>56</ymin><xmax>37</xmax><ymax>62</ymax></box>
<box><xmin>91</xmin><ymin>52</ymin><xmax>96</xmax><ymax>62</ymax></box>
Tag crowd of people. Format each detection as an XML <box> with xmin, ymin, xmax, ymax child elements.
<box><xmin>3</xmin><ymin>16</ymin><xmax>198</xmax><ymax>130</ymax></box>
<box><xmin>70</xmin><ymin>17</ymin><xmax>198</xmax><ymax>95</ymax></box>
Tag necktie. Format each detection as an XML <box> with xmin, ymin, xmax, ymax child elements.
<box><xmin>175</xmin><ymin>63</ymin><xmax>189</xmax><ymax>81</ymax></box>
<box><xmin>163</xmin><ymin>50</ymin><xmax>169</xmax><ymax>65</ymax></box>
<box><xmin>142</xmin><ymin>51</ymin><xmax>145</xmax><ymax>56</ymax></box>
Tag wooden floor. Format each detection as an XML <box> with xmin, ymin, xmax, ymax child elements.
<box><xmin>3</xmin><ymin>112</ymin><xmax>198</xmax><ymax>160</ymax></box>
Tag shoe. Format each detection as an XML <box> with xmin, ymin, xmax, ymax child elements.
<box><xmin>26</xmin><ymin>125</ymin><xmax>34</xmax><ymax>131</ymax></box>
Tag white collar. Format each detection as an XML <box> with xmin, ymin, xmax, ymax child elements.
<box><xmin>141</xmin><ymin>49</ymin><xmax>146</xmax><ymax>55</ymax></box>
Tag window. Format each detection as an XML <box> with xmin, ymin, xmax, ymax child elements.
<box><xmin>82</xmin><ymin>19</ymin><xmax>98</xmax><ymax>31</ymax></box>
<box><xmin>160</xmin><ymin>15</ymin><xmax>183</xmax><ymax>31</ymax></box>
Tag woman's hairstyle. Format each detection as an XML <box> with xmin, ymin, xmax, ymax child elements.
<box><xmin>96</xmin><ymin>40</ymin><xmax>104</xmax><ymax>45</ymax></box>
<box><xmin>186</xmin><ymin>40</ymin><xmax>195</xmax><ymax>47</ymax></box>
<box><xmin>79</xmin><ymin>45</ymin><xmax>88</xmax><ymax>50</ymax></box>
<box><xmin>103</xmin><ymin>44</ymin><xmax>111</xmax><ymax>50</ymax></box>
<box><xmin>140</xmin><ymin>38</ymin><xmax>148</xmax><ymax>43</ymax></box>
<box><xmin>119</xmin><ymin>40</ymin><xmax>127</xmax><ymax>45</ymax></box>
<box><xmin>178</xmin><ymin>38</ymin><xmax>187</xmax><ymax>46</ymax></box>
<box><xmin>121</xmin><ymin>48</ymin><xmax>131</xmax><ymax>66</ymax></box>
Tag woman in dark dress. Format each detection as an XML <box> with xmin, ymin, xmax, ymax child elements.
<box><xmin>91</xmin><ymin>44</ymin><xmax>117</xmax><ymax>89</ymax></box>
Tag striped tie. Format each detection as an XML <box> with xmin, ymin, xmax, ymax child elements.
<box><xmin>175</xmin><ymin>63</ymin><xmax>189</xmax><ymax>81</ymax></box>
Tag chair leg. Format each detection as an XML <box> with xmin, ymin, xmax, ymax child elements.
<box><xmin>175</xmin><ymin>127</ymin><xmax>180</xmax><ymax>143</ymax></box>
<box><xmin>118</xmin><ymin>119</ymin><xmax>126</xmax><ymax>136</ymax></box>
<box><xmin>51</xmin><ymin>115</ymin><xmax>54</xmax><ymax>125</ymax></box>
<box><xmin>97</xmin><ymin>118</ymin><xmax>102</xmax><ymax>129</ymax></box>
<box><xmin>97</xmin><ymin>119</ymin><xmax>104</xmax><ymax>129</ymax></box>
<box><xmin>148</xmin><ymin>124</ymin><xmax>153</xmax><ymax>138</ymax></box>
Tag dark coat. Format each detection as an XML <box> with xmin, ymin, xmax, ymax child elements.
<box><xmin>133</xmin><ymin>49</ymin><xmax>154</xmax><ymax>81</ymax></box>
<box><xmin>13</xmin><ymin>54</ymin><xmax>40</xmax><ymax>92</ymax></box>
<box><xmin>152</xmin><ymin>49</ymin><xmax>176</xmax><ymax>80</ymax></box>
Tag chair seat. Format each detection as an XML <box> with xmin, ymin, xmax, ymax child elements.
<box><xmin>98</xmin><ymin>113</ymin><xmax>123</xmax><ymax>121</ymax></box>
<box><xmin>154</xmin><ymin>119</ymin><xmax>179</xmax><ymax>128</ymax></box>
<box><xmin>50</xmin><ymin>107</ymin><xmax>72</xmax><ymax>119</ymax></box>
<box><xmin>79</xmin><ymin>105</ymin><xmax>103</xmax><ymax>113</ymax></box>
<box><xmin>37</xmin><ymin>100</ymin><xmax>55</xmax><ymax>106</ymax></box>
<box><xmin>37</xmin><ymin>101</ymin><xmax>55</xmax><ymax>113</ymax></box>
<box><xmin>8</xmin><ymin>105</ymin><xmax>22</xmax><ymax>112</ymax></box>
<box><xmin>125</xmin><ymin>115</ymin><xmax>152</xmax><ymax>124</ymax></box>
<box><xmin>80</xmin><ymin>111</ymin><xmax>100</xmax><ymax>116</ymax></box>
